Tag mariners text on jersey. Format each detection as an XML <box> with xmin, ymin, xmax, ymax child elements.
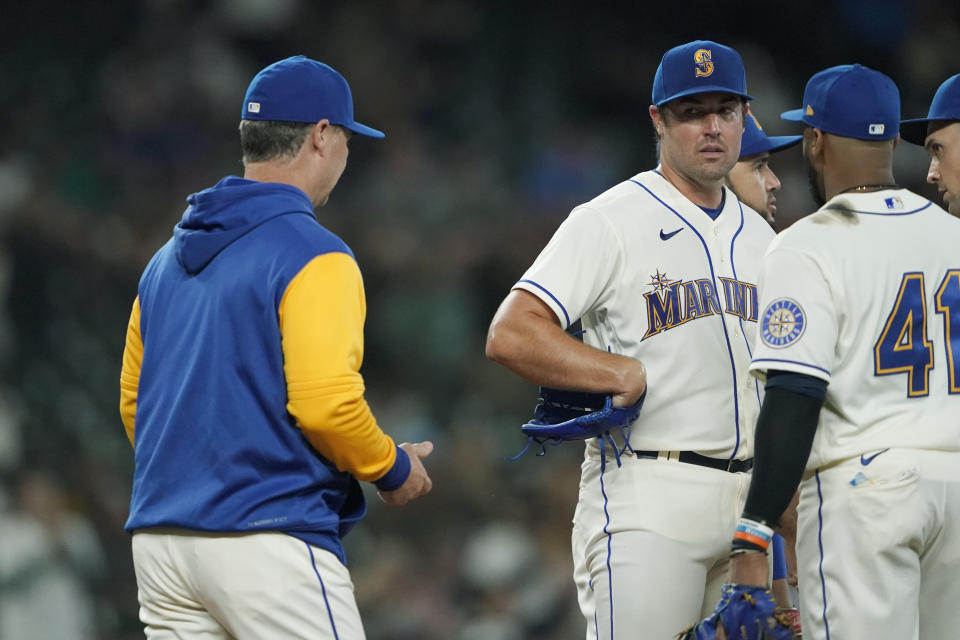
<box><xmin>643</xmin><ymin>272</ymin><xmax>759</xmax><ymax>340</ymax></box>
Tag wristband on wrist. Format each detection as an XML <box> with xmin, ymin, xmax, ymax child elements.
<box><xmin>732</xmin><ymin>517</ymin><xmax>775</xmax><ymax>552</ymax></box>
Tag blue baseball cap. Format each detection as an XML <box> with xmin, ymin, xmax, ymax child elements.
<box><xmin>740</xmin><ymin>112</ymin><xmax>802</xmax><ymax>157</ymax></box>
<box><xmin>652</xmin><ymin>40</ymin><xmax>753</xmax><ymax>106</ymax></box>
<box><xmin>241</xmin><ymin>56</ymin><xmax>384</xmax><ymax>138</ymax></box>
<box><xmin>781</xmin><ymin>64</ymin><xmax>899</xmax><ymax>141</ymax></box>
<box><xmin>900</xmin><ymin>74</ymin><xmax>960</xmax><ymax>145</ymax></box>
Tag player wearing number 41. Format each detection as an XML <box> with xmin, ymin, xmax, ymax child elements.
<box><xmin>709</xmin><ymin>64</ymin><xmax>960</xmax><ymax>640</ymax></box>
<box><xmin>900</xmin><ymin>73</ymin><xmax>960</xmax><ymax>216</ymax></box>
<box><xmin>487</xmin><ymin>40</ymin><xmax>778</xmax><ymax>639</ymax></box>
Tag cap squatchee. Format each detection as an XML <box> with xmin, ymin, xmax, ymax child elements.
<box><xmin>780</xmin><ymin>64</ymin><xmax>900</xmax><ymax>141</ymax></box>
<box><xmin>652</xmin><ymin>40</ymin><xmax>753</xmax><ymax>106</ymax></box>
<box><xmin>241</xmin><ymin>55</ymin><xmax>385</xmax><ymax>138</ymax></box>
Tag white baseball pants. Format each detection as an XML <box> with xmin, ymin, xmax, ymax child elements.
<box><xmin>131</xmin><ymin>529</ymin><xmax>365</xmax><ymax>639</ymax></box>
<box><xmin>571</xmin><ymin>453</ymin><xmax>752</xmax><ymax>640</ymax></box>
<box><xmin>796</xmin><ymin>448</ymin><xmax>960</xmax><ymax>640</ymax></box>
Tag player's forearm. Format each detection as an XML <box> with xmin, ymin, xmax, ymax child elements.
<box><xmin>728</xmin><ymin>549</ymin><xmax>770</xmax><ymax>586</ymax></box>
<box><xmin>486</xmin><ymin>291</ymin><xmax>645</xmax><ymax>403</ymax></box>
<box><xmin>742</xmin><ymin>387</ymin><xmax>821</xmax><ymax>525</ymax></box>
<box><xmin>728</xmin><ymin>380</ymin><xmax>821</xmax><ymax>590</ymax></box>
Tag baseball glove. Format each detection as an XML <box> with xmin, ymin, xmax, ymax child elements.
<box><xmin>508</xmin><ymin>387</ymin><xmax>645</xmax><ymax>468</ymax></box>
<box><xmin>676</xmin><ymin>584</ymin><xmax>795</xmax><ymax>640</ymax></box>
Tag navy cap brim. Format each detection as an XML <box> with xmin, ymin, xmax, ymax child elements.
<box><xmin>741</xmin><ymin>134</ymin><xmax>802</xmax><ymax>157</ymax></box>
<box><xmin>343</xmin><ymin>121</ymin><xmax>385</xmax><ymax>138</ymax></box>
<box><xmin>899</xmin><ymin>117</ymin><xmax>933</xmax><ymax>146</ymax></box>
<box><xmin>765</xmin><ymin>135</ymin><xmax>803</xmax><ymax>153</ymax></box>
<box><xmin>780</xmin><ymin>108</ymin><xmax>808</xmax><ymax>123</ymax></box>
<box><xmin>656</xmin><ymin>86</ymin><xmax>753</xmax><ymax>106</ymax></box>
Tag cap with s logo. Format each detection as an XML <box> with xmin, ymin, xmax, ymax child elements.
<box><xmin>652</xmin><ymin>40</ymin><xmax>753</xmax><ymax>106</ymax></box>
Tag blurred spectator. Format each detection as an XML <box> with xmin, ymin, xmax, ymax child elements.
<box><xmin>0</xmin><ymin>470</ymin><xmax>106</xmax><ymax>640</ymax></box>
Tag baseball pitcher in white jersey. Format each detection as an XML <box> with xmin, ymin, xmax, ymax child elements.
<box><xmin>486</xmin><ymin>40</ymin><xmax>776</xmax><ymax>639</ymax></box>
<box><xmin>716</xmin><ymin>64</ymin><xmax>960</xmax><ymax>640</ymax></box>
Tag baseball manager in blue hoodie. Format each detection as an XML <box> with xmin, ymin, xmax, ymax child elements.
<box><xmin>119</xmin><ymin>56</ymin><xmax>433</xmax><ymax>639</ymax></box>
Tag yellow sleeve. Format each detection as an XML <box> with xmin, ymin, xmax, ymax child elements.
<box><xmin>280</xmin><ymin>253</ymin><xmax>397</xmax><ymax>481</ymax></box>
<box><xmin>119</xmin><ymin>297</ymin><xmax>143</xmax><ymax>447</ymax></box>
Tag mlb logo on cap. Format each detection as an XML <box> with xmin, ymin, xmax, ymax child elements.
<box><xmin>241</xmin><ymin>55</ymin><xmax>384</xmax><ymax>138</ymax></box>
<box><xmin>781</xmin><ymin>64</ymin><xmax>900</xmax><ymax>141</ymax></box>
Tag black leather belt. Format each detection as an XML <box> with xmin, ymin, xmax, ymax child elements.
<box><xmin>634</xmin><ymin>450</ymin><xmax>753</xmax><ymax>473</ymax></box>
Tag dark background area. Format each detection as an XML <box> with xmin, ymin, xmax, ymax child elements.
<box><xmin>0</xmin><ymin>1</ymin><xmax>957</xmax><ymax>638</ymax></box>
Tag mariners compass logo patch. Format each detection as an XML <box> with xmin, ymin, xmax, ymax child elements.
<box><xmin>760</xmin><ymin>298</ymin><xmax>806</xmax><ymax>348</ymax></box>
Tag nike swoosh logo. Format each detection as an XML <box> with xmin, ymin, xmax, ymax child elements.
<box><xmin>860</xmin><ymin>448</ymin><xmax>890</xmax><ymax>466</ymax></box>
<box><xmin>659</xmin><ymin>228</ymin><xmax>683</xmax><ymax>241</ymax></box>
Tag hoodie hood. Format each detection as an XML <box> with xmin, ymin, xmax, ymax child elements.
<box><xmin>174</xmin><ymin>176</ymin><xmax>314</xmax><ymax>274</ymax></box>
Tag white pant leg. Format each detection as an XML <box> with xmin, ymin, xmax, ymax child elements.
<box><xmin>572</xmin><ymin>509</ymin><xmax>599</xmax><ymax>640</ymax></box>
<box><xmin>132</xmin><ymin>532</ymin><xmax>231</xmax><ymax>640</ymax></box>
<box><xmin>584</xmin><ymin>529</ymin><xmax>711</xmax><ymax>638</ymax></box>
<box><xmin>916</xmin><ymin>451</ymin><xmax>960</xmax><ymax>640</ymax></box>
<box><xmin>132</xmin><ymin>530</ymin><xmax>365</xmax><ymax>640</ymax></box>
<box><xmin>795</xmin><ymin>451</ymin><xmax>948</xmax><ymax>640</ymax></box>
<box><xmin>572</xmin><ymin>453</ymin><xmax>749</xmax><ymax>640</ymax></box>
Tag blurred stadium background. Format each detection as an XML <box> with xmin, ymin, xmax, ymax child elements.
<box><xmin>0</xmin><ymin>1</ymin><xmax>957</xmax><ymax>637</ymax></box>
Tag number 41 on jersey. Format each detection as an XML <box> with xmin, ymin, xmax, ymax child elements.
<box><xmin>874</xmin><ymin>270</ymin><xmax>960</xmax><ymax>397</ymax></box>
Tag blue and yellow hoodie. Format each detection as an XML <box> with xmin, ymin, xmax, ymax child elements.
<box><xmin>120</xmin><ymin>176</ymin><xmax>409</xmax><ymax>564</ymax></box>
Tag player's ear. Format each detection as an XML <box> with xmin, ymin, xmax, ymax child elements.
<box><xmin>805</xmin><ymin>128</ymin><xmax>825</xmax><ymax>165</ymax></box>
<box><xmin>650</xmin><ymin>105</ymin><xmax>663</xmax><ymax>133</ymax></box>
<box><xmin>310</xmin><ymin>119</ymin><xmax>332</xmax><ymax>154</ymax></box>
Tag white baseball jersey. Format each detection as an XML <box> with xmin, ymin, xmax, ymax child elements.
<box><xmin>515</xmin><ymin>169</ymin><xmax>775</xmax><ymax>639</ymax></box>
<box><xmin>515</xmin><ymin>169</ymin><xmax>775</xmax><ymax>459</ymax></box>
<box><xmin>749</xmin><ymin>188</ymin><xmax>960</xmax><ymax>640</ymax></box>
<box><xmin>749</xmin><ymin>188</ymin><xmax>960</xmax><ymax>470</ymax></box>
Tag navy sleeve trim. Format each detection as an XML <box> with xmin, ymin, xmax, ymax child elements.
<box><xmin>373</xmin><ymin>444</ymin><xmax>411</xmax><ymax>491</ymax></box>
<box><xmin>517</xmin><ymin>279</ymin><xmax>571</xmax><ymax>328</ymax></box>
<box><xmin>752</xmin><ymin>357</ymin><xmax>831</xmax><ymax>376</ymax></box>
